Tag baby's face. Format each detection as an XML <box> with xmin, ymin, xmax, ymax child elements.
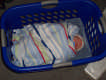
<box><xmin>73</xmin><ymin>35</ymin><xmax>84</xmax><ymax>51</ymax></box>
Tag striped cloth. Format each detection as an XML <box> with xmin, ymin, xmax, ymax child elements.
<box><xmin>11</xmin><ymin>23</ymin><xmax>77</xmax><ymax>67</ymax></box>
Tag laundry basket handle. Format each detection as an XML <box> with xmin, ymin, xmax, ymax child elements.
<box><xmin>100</xmin><ymin>17</ymin><xmax>106</xmax><ymax>34</ymax></box>
<box><xmin>41</xmin><ymin>0</ymin><xmax>58</xmax><ymax>6</ymax></box>
<box><xmin>41</xmin><ymin>0</ymin><xmax>58</xmax><ymax>9</ymax></box>
<box><xmin>41</xmin><ymin>0</ymin><xmax>90</xmax><ymax>9</ymax></box>
<box><xmin>1</xmin><ymin>29</ymin><xmax>6</xmax><ymax>47</ymax></box>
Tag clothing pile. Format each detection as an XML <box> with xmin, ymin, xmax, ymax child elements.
<box><xmin>11</xmin><ymin>22</ymin><xmax>85</xmax><ymax>67</ymax></box>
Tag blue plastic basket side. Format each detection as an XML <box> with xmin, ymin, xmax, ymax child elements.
<box><xmin>2</xmin><ymin>47</ymin><xmax>53</xmax><ymax>73</ymax></box>
<box><xmin>2</xmin><ymin>46</ymin><xmax>106</xmax><ymax>73</ymax></box>
<box><xmin>1</xmin><ymin>0</ymin><xmax>102</xmax><ymax>30</ymax></box>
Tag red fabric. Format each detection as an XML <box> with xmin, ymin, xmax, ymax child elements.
<box><xmin>59</xmin><ymin>23</ymin><xmax>68</xmax><ymax>40</ymax></box>
<box><xmin>59</xmin><ymin>23</ymin><xmax>76</xmax><ymax>55</ymax></box>
<box><xmin>29</xmin><ymin>32</ymin><xmax>46</xmax><ymax>63</ymax></box>
<box><xmin>69</xmin><ymin>45</ymin><xmax>77</xmax><ymax>55</ymax></box>
<box><xmin>12</xmin><ymin>39</ymin><xmax>17</xmax><ymax>42</ymax></box>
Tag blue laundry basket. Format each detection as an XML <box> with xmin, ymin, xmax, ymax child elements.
<box><xmin>1</xmin><ymin>0</ymin><xmax>106</xmax><ymax>73</ymax></box>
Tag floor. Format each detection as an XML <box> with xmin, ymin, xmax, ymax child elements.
<box><xmin>0</xmin><ymin>0</ymin><xmax>106</xmax><ymax>80</ymax></box>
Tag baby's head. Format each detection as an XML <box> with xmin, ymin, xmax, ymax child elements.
<box><xmin>73</xmin><ymin>35</ymin><xmax>84</xmax><ymax>51</ymax></box>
